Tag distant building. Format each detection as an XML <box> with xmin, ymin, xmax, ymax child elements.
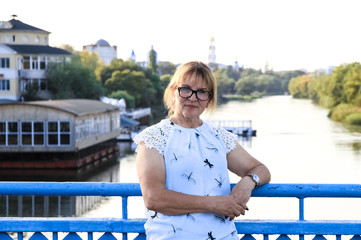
<box><xmin>0</xmin><ymin>99</ymin><xmax>121</xmax><ymax>169</ymax></box>
<box><xmin>208</xmin><ymin>35</ymin><xmax>217</xmax><ymax>70</ymax></box>
<box><xmin>83</xmin><ymin>39</ymin><xmax>117</xmax><ymax>65</ymax></box>
<box><xmin>130</xmin><ymin>49</ymin><xmax>136</xmax><ymax>62</ymax></box>
<box><xmin>0</xmin><ymin>15</ymin><xmax>71</xmax><ymax>102</ymax></box>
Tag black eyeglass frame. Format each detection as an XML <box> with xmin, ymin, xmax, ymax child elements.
<box><xmin>177</xmin><ymin>87</ymin><xmax>212</xmax><ymax>101</ymax></box>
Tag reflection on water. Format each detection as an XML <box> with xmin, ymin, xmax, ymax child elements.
<box><xmin>0</xmin><ymin>142</ymin><xmax>127</xmax><ymax>217</ymax></box>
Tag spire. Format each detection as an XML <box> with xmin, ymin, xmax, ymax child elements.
<box><xmin>208</xmin><ymin>35</ymin><xmax>217</xmax><ymax>70</ymax></box>
<box><xmin>130</xmin><ymin>49</ymin><xmax>136</xmax><ymax>62</ymax></box>
<box><xmin>234</xmin><ymin>58</ymin><xmax>240</xmax><ymax>71</ymax></box>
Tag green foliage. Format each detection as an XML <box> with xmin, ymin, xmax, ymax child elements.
<box><xmin>214</xmin><ymin>68</ymin><xmax>235</xmax><ymax>99</ymax></box>
<box><xmin>105</xmin><ymin>69</ymin><xmax>149</xmax><ymax>106</ymax></box>
<box><xmin>233</xmin><ymin>68</ymin><xmax>304</xmax><ymax>98</ymax></box>
<box><xmin>47</xmin><ymin>56</ymin><xmax>105</xmax><ymax>99</ymax></box>
<box><xmin>158</xmin><ymin>62</ymin><xmax>177</xmax><ymax>76</ymax></box>
<box><xmin>23</xmin><ymin>82</ymin><xmax>41</xmax><ymax>101</ymax></box>
<box><xmin>148</xmin><ymin>47</ymin><xmax>157</xmax><ymax>74</ymax></box>
<box><xmin>101</xmin><ymin>58</ymin><xmax>165</xmax><ymax>121</ymax></box>
<box><xmin>345</xmin><ymin>113</ymin><xmax>361</xmax><ymax>125</ymax></box>
<box><xmin>160</xmin><ymin>74</ymin><xmax>172</xmax><ymax>90</ymax></box>
<box><xmin>329</xmin><ymin>104</ymin><xmax>361</xmax><ymax>123</ymax></box>
<box><xmin>288</xmin><ymin>75</ymin><xmax>311</xmax><ymax>98</ymax></box>
<box><xmin>108</xmin><ymin>90</ymin><xmax>135</xmax><ymax>108</ymax></box>
<box><xmin>288</xmin><ymin>62</ymin><xmax>361</xmax><ymax>126</ymax></box>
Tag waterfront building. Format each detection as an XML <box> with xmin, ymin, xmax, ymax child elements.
<box><xmin>83</xmin><ymin>39</ymin><xmax>117</xmax><ymax>65</ymax></box>
<box><xmin>0</xmin><ymin>15</ymin><xmax>71</xmax><ymax>102</ymax></box>
<box><xmin>0</xmin><ymin>99</ymin><xmax>121</xmax><ymax>172</ymax></box>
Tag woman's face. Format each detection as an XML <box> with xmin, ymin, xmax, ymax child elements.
<box><xmin>173</xmin><ymin>75</ymin><xmax>210</xmax><ymax>120</ymax></box>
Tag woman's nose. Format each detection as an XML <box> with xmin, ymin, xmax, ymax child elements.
<box><xmin>189</xmin><ymin>92</ymin><xmax>198</xmax><ymax>101</ymax></box>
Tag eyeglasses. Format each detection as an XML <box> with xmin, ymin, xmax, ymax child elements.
<box><xmin>177</xmin><ymin>87</ymin><xmax>212</xmax><ymax>101</ymax></box>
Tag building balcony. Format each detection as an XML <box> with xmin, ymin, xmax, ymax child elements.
<box><xmin>18</xmin><ymin>69</ymin><xmax>46</xmax><ymax>79</ymax></box>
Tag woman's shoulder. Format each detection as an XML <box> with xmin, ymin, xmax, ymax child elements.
<box><xmin>205</xmin><ymin>122</ymin><xmax>238</xmax><ymax>153</ymax></box>
<box><xmin>133</xmin><ymin>119</ymin><xmax>173</xmax><ymax>154</ymax></box>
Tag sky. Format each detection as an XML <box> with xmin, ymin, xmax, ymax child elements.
<box><xmin>2</xmin><ymin>0</ymin><xmax>361</xmax><ymax>72</ymax></box>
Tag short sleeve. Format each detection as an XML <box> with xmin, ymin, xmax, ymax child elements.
<box><xmin>212</xmin><ymin>127</ymin><xmax>238</xmax><ymax>153</ymax></box>
<box><xmin>133</xmin><ymin>121</ymin><xmax>172</xmax><ymax>155</ymax></box>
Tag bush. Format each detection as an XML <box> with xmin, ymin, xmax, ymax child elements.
<box><xmin>329</xmin><ymin>104</ymin><xmax>361</xmax><ymax>122</ymax></box>
<box><xmin>345</xmin><ymin>113</ymin><xmax>361</xmax><ymax>125</ymax></box>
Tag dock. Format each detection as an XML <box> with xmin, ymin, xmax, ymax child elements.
<box><xmin>209</xmin><ymin>120</ymin><xmax>256</xmax><ymax>137</ymax></box>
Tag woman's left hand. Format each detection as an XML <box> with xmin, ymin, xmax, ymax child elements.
<box><xmin>230</xmin><ymin>176</ymin><xmax>255</xmax><ymax>214</ymax></box>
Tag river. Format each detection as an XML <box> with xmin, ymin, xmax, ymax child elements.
<box><xmin>84</xmin><ymin>95</ymin><xmax>361</xmax><ymax>230</ymax></box>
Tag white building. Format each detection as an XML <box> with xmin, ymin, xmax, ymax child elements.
<box><xmin>83</xmin><ymin>39</ymin><xmax>117</xmax><ymax>65</ymax></box>
<box><xmin>0</xmin><ymin>16</ymin><xmax>71</xmax><ymax>102</ymax></box>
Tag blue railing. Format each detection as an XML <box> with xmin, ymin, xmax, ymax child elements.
<box><xmin>0</xmin><ymin>182</ymin><xmax>361</xmax><ymax>240</ymax></box>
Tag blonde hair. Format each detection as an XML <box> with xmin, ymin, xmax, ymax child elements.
<box><xmin>163</xmin><ymin>61</ymin><xmax>217</xmax><ymax>116</ymax></box>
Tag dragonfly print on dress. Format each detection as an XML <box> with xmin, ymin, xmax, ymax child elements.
<box><xmin>214</xmin><ymin>174</ymin><xmax>224</xmax><ymax>188</ymax></box>
<box><xmin>168</xmin><ymin>224</ymin><xmax>183</xmax><ymax>235</ymax></box>
<box><xmin>181</xmin><ymin>171</ymin><xmax>196</xmax><ymax>184</ymax></box>
<box><xmin>205</xmin><ymin>142</ymin><xmax>218</xmax><ymax>153</ymax></box>
<box><xmin>204</xmin><ymin>159</ymin><xmax>214</xmax><ymax>169</ymax></box>
<box><xmin>207</xmin><ymin>231</ymin><xmax>216</xmax><ymax>240</ymax></box>
<box><xmin>215</xmin><ymin>214</ymin><xmax>228</xmax><ymax>223</ymax></box>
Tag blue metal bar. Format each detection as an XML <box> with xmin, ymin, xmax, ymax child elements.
<box><xmin>122</xmin><ymin>197</ymin><xmax>128</xmax><ymax>240</ymax></box>
<box><xmin>0</xmin><ymin>182</ymin><xmax>142</xmax><ymax>196</ymax></box>
<box><xmin>299</xmin><ymin>198</ymin><xmax>304</xmax><ymax>220</ymax></box>
<box><xmin>0</xmin><ymin>218</ymin><xmax>359</xmax><ymax>235</ymax></box>
<box><xmin>0</xmin><ymin>182</ymin><xmax>361</xmax><ymax>238</ymax></box>
<box><xmin>0</xmin><ymin>183</ymin><xmax>360</xmax><ymax>198</ymax></box>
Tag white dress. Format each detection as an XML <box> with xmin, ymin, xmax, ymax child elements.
<box><xmin>134</xmin><ymin>119</ymin><xmax>239</xmax><ymax>240</ymax></box>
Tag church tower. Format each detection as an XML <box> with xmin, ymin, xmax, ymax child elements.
<box><xmin>208</xmin><ymin>35</ymin><xmax>217</xmax><ymax>70</ymax></box>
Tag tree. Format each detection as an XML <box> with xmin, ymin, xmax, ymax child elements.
<box><xmin>288</xmin><ymin>75</ymin><xmax>311</xmax><ymax>98</ymax></box>
<box><xmin>158</xmin><ymin>61</ymin><xmax>177</xmax><ymax>76</ymax></box>
<box><xmin>47</xmin><ymin>56</ymin><xmax>105</xmax><ymax>99</ymax></box>
<box><xmin>214</xmin><ymin>68</ymin><xmax>235</xmax><ymax>99</ymax></box>
<box><xmin>328</xmin><ymin>64</ymin><xmax>348</xmax><ymax>106</ymax></box>
<box><xmin>108</xmin><ymin>90</ymin><xmax>135</xmax><ymax>108</ymax></box>
<box><xmin>78</xmin><ymin>51</ymin><xmax>105</xmax><ymax>81</ymax></box>
<box><xmin>104</xmin><ymin>69</ymin><xmax>151</xmax><ymax>107</ymax></box>
<box><xmin>148</xmin><ymin>46</ymin><xmax>158</xmax><ymax>74</ymax></box>
<box><xmin>343</xmin><ymin>62</ymin><xmax>361</xmax><ymax>105</ymax></box>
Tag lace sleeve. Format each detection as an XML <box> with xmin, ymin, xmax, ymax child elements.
<box><xmin>213</xmin><ymin>127</ymin><xmax>238</xmax><ymax>153</ymax></box>
<box><xmin>133</xmin><ymin>122</ymin><xmax>171</xmax><ymax>155</ymax></box>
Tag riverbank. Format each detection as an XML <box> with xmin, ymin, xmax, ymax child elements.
<box><xmin>328</xmin><ymin>103</ymin><xmax>361</xmax><ymax>127</ymax></box>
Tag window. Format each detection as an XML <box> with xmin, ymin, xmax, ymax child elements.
<box><xmin>35</xmin><ymin>36</ymin><xmax>40</xmax><ymax>43</ymax></box>
<box><xmin>34</xmin><ymin>122</ymin><xmax>44</xmax><ymax>145</ymax></box>
<box><xmin>21</xmin><ymin>122</ymin><xmax>32</xmax><ymax>145</ymax></box>
<box><xmin>60</xmin><ymin>122</ymin><xmax>70</xmax><ymax>145</ymax></box>
<box><xmin>22</xmin><ymin>35</ymin><xmax>29</xmax><ymax>43</ymax></box>
<box><xmin>21</xmin><ymin>121</ymin><xmax>44</xmax><ymax>146</ymax></box>
<box><xmin>40</xmin><ymin>56</ymin><xmax>46</xmax><ymax>70</ymax></box>
<box><xmin>0</xmin><ymin>58</ymin><xmax>10</xmax><ymax>68</ymax></box>
<box><xmin>12</xmin><ymin>35</ymin><xmax>15</xmax><ymax>43</ymax></box>
<box><xmin>8</xmin><ymin>122</ymin><xmax>18</xmax><ymax>145</ymax></box>
<box><xmin>0</xmin><ymin>122</ymin><xmax>5</xmax><ymax>145</ymax></box>
<box><xmin>23</xmin><ymin>56</ymin><xmax>30</xmax><ymax>69</ymax></box>
<box><xmin>47</xmin><ymin>121</ymin><xmax>71</xmax><ymax>146</ymax></box>
<box><xmin>48</xmin><ymin>121</ymin><xmax>58</xmax><ymax>145</ymax></box>
<box><xmin>40</xmin><ymin>79</ymin><xmax>47</xmax><ymax>91</ymax></box>
<box><xmin>0</xmin><ymin>80</ymin><xmax>10</xmax><ymax>91</ymax></box>
<box><xmin>32</xmin><ymin>56</ymin><xmax>39</xmax><ymax>70</ymax></box>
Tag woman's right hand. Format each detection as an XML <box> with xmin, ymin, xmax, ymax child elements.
<box><xmin>210</xmin><ymin>195</ymin><xmax>246</xmax><ymax>220</ymax></box>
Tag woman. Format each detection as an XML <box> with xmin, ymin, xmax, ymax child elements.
<box><xmin>134</xmin><ymin>61</ymin><xmax>271</xmax><ymax>239</ymax></box>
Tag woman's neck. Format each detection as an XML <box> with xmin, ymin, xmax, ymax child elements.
<box><xmin>169</xmin><ymin>115</ymin><xmax>202</xmax><ymax>129</ymax></box>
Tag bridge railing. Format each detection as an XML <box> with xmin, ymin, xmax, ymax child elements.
<box><xmin>0</xmin><ymin>182</ymin><xmax>361</xmax><ymax>240</ymax></box>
